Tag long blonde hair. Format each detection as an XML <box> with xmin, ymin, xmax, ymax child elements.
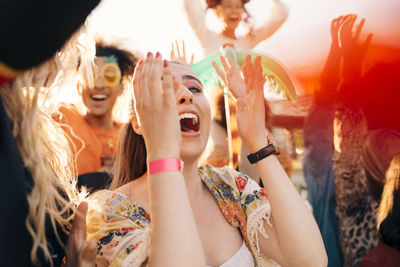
<box><xmin>377</xmin><ymin>154</ymin><xmax>400</xmax><ymax>226</ymax></box>
<box><xmin>377</xmin><ymin>155</ymin><xmax>400</xmax><ymax>250</ymax></box>
<box><xmin>0</xmin><ymin>25</ymin><xmax>95</xmax><ymax>265</ymax></box>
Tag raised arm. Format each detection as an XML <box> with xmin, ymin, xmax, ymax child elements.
<box><xmin>303</xmin><ymin>15</ymin><xmax>345</xmax><ymax>175</ymax></box>
<box><xmin>132</xmin><ymin>53</ymin><xmax>205</xmax><ymax>266</ymax></box>
<box><xmin>332</xmin><ymin>16</ymin><xmax>380</xmax><ymax>267</ymax></box>
<box><xmin>247</xmin><ymin>0</ymin><xmax>289</xmax><ymax>47</ymax></box>
<box><xmin>334</xmin><ymin>14</ymin><xmax>372</xmax><ymax>154</ymax></box>
<box><xmin>183</xmin><ymin>0</ymin><xmax>211</xmax><ymax>45</ymax></box>
<box><xmin>235</xmin><ymin>55</ymin><xmax>327</xmax><ymax>266</ymax></box>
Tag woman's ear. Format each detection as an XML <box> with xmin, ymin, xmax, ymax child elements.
<box><xmin>130</xmin><ymin>115</ymin><xmax>142</xmax><ymax>135</ymax></box>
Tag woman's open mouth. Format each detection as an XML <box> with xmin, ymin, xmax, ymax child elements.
<box><xmin>228</xmin><ymin>15</ymin><xmax>240</xmax><ymax>23</ymax></box>
<box><xmin>179</xmin><ymin>112</ymin><xmax>200</xmax><ymax>133</ymax></box>
<box><xmin>91</xmin><ymin>93</ymin><xmax>108</xmax><ymax>102</ymax></box>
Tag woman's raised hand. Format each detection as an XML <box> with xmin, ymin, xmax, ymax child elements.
<box><xmin>339</xmin><ymin>14</ymin><xmax>372</xmax><ymax>80</ymax></box>
<box><xmin>330</xmin><ymin>15</ymin><xmax>345</xmax><ymax>49</ymax></box>
<box><xmin>170</xmin><ymin>40</ymin><xmax>194</xmax><ymax>66</ymax></box>
<box><xmin>132</xmin><ymin>53</ymin><xmax>181</xmax><ymax>161</ymax></box>
<box><xmin>235</xmin><ymin>55</ymin><xmax>267</xmax><ymax>152</ymax></box>
<box><xmin>319</xmin><ymin>15</ymin><xmax>347</xmax><ymax>92</ymax></box>
<box><xmin>212</xmin><ymin>55</ymin><xmax>246</xmax><ymax>100</ymax></box>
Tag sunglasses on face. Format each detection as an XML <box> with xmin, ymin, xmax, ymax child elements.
<box><xmin>94</xmin><ymin>62</ymin><xmax>122</xmax><ymax>87</ymax></box>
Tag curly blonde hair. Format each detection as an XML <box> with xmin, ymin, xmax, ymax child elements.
<box><xmin>0</xmin><ymin>25</ymin><xmax>95</xmax><ymax>265</ymax></box>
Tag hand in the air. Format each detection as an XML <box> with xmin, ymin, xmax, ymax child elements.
<box><xmin>339</xmin><ymin>14</ymin><xmax>373</xmax><ymax>79</ymax></box>
<box><xmin>212</xmin><ymin>55</ymin><xmax>245</xmax><ymax>100</ymax></box>
<box><xmin>170</xmin><ymin>40</ymin><xmax>194</xmax><ymax>66</ymax></box>
<box><xmin>235</xmin><ymin>55</ymin><xmax>267</xmax><ymax>152</ymax></box>
<box><xmin>132</xmin><ymin>52</ymin><xmax>181</xmax><ymax>161</ymax></box>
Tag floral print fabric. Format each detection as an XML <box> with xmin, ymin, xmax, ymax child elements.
<box><xmin>86</xmin><ymin>165</ymin><xmax>277</xmax><ymax>266</ymax></box>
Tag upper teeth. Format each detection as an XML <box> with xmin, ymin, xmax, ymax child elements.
<box><xmin>179</xmin><ymin>113</ymin><xmax>198</xmax><ymax>125</ymax></box>
<box><xmin>92</xmin><ymin>94</ymin><xmax>107</xmax><ymax>100</ymax></box>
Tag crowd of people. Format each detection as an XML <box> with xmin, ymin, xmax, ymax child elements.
<box><xmin>0</xmin><ymin>0</ymin><xmax>399</xmax><ymax>266</ymax></box>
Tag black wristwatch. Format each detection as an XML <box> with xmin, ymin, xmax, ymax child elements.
<box><xmin>247</xmin><ymin>138</ymin><xmax>279</xmax><ymax>164</ymax></box>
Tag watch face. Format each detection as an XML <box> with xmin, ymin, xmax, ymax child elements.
<box><xmin>267</xmin><ymin>136</ymin><xmax>279</xmax><ymax>155</ymax></box>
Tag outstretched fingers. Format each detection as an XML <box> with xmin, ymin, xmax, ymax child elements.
<box><xmin>219</xmin><ymin>55</ymin><xmax>230</xmax><ymax>74</ymax></box>
<box><xmin>354</xmin><ymin>18</ymin><xmax>365</xmax><ymax>39</ymax></box>
<box><xmin>364</xmin><ymin>33</ymin><xmax>373</xmax><ymax>50</ymax></box>
<box><xmin>212</xmin><ymin>60</ymin><xmax>226</xmax><ymax>84</ymax></box>
<box><xmin>242</xmin><ymin>54</ymin><xmax>254</xmax><ymax>94</ymax></box>
<box><xmin>181</xmin><ymin>40</ymin><xmax>187</xmax><ymax>62</ymax></box>
<box><xmin>162</xmin><ymin>60</ymin><xmax>175</xmax><ymax>107</ymax></box>
<box><xmin>141</xmin><ymin>52</ymin><xmax>154</xmax><ymax>101</ymax></box>
<box><xmin>132</xmin><ymin>59</ymin><xmax>144</xmax><ymax>105</ymax></box>
<box><xmin>149</xmin><ymin>52</ymin><xmax>164</xmax><ymax>100</ymax></box>
<box><xmin>253</xmin><ymin>56</ymin><xmax>265</xmax><ymax>95</ymax></box>
<box><xmin>331</xmin><ymin>16</ymin><xmax>342</xmax><ymax>42</ymax></box>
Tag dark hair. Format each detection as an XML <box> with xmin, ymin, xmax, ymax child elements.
<box><xmin>378</xmin><ymin>155</ymin><xmax>400</xmax><ymax>251</ymax></box>
<box><xmin>206</xmin><ymin>0</ymin><xmax>251</xmax><ymax>23</ymax></box>
<box><xmin>96</xmin><ymin>41</ymin><xmax>139</xmax><ymax>77</ymax></box>
<box><xmin>110</xmin><ymin>122</ymin><xmax>147</xmax><ymax>189</ymax></box>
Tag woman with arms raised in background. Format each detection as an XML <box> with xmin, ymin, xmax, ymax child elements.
<box><xmin>183</xmin><ymin>0</ymin><xmax>289</xmax><ymax>56</ymax></box>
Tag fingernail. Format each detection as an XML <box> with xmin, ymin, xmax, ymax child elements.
<box><xmin>156</xmin><ymin>51</ymin><xmax>161</xmax><ymax>58</ymax></box>
<box><xmin>163</xmin><ymin>60</ymin><xmax>168</xmax><ymax>67</ymax></box>
<box><xmin>147</xmin><ymin>52</ymin><xmax>153</xmax><ymax>58</ymax></box>
<box><xmin>138</xmin><ymin>59</ymin><xmax>144</xmax><ymax>65</ymax></box>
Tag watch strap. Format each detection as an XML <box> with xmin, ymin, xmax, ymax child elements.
<box><xmin>247</xmin><ymin>143</ymin><xmax>279</xmax><ymax>164</ymax></box>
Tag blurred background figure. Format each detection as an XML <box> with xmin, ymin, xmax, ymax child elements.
<box><xmin>360</xmin><ymin>154</ymin><xmax>400</xmax><ymax>267</ymax></box>
<box><xmin>55</xmin><ymin>40</ymin><xmax>139</xmax><ymax>191</ymax></box>
<box><xmin>183</xmin><ymin>0</ymin><xmax>289</xmax><ymax>56</ymax></box>
<box><xmin>331</xmin><ymin>14</ymin><xmax>399</xmax><ymax>266</ymax></box>
<box><xmin>302</xmin><ymin>15</ymin><xmax>346</xmax><ymax>267</ymax></box>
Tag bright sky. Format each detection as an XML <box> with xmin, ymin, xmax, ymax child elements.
<box><xmin>89</xmin><ymin>0</ymin><xmax>400</xmax><ymax>94</ymax></box>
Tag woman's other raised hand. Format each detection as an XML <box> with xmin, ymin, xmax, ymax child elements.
<box><xmin>339</xmin><ymin>14</ymin><xmax>373</xmax><ymax>80</ymax></box>
<box><xmin>212</xmin><ymin>54</ymin><xmax>267</xmax><ymax>151</ymax></box>
<box><xmin>235</xmin><ymin>55</ymin><xmax>267</xmax><ymax>152</ymax></box>
<box><xmin>212</xmin><ymin>55</ymin><xmax>245</xmax><ymax>100</ymax></box>
<box><xmin>132</xmin><ymin>53</ymin><xmax>181</xmax><ymax>161</ymax></box>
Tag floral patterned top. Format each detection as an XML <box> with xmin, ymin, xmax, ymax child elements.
<box><xmin>86</xmin><ymin>165</ymin><xmax>279</xmax><ymax>266</ymax></box>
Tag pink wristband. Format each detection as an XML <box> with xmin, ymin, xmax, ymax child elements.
<box><xmin>148</xmin><ymin>158</ymin><xmax>183</xmax><ymax>175</ymax></box>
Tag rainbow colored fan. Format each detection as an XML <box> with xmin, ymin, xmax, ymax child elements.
<box><xmin>191</xmin><ymin>50</ymin><xmax>297</xmax><ymax>102</ymax></box>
